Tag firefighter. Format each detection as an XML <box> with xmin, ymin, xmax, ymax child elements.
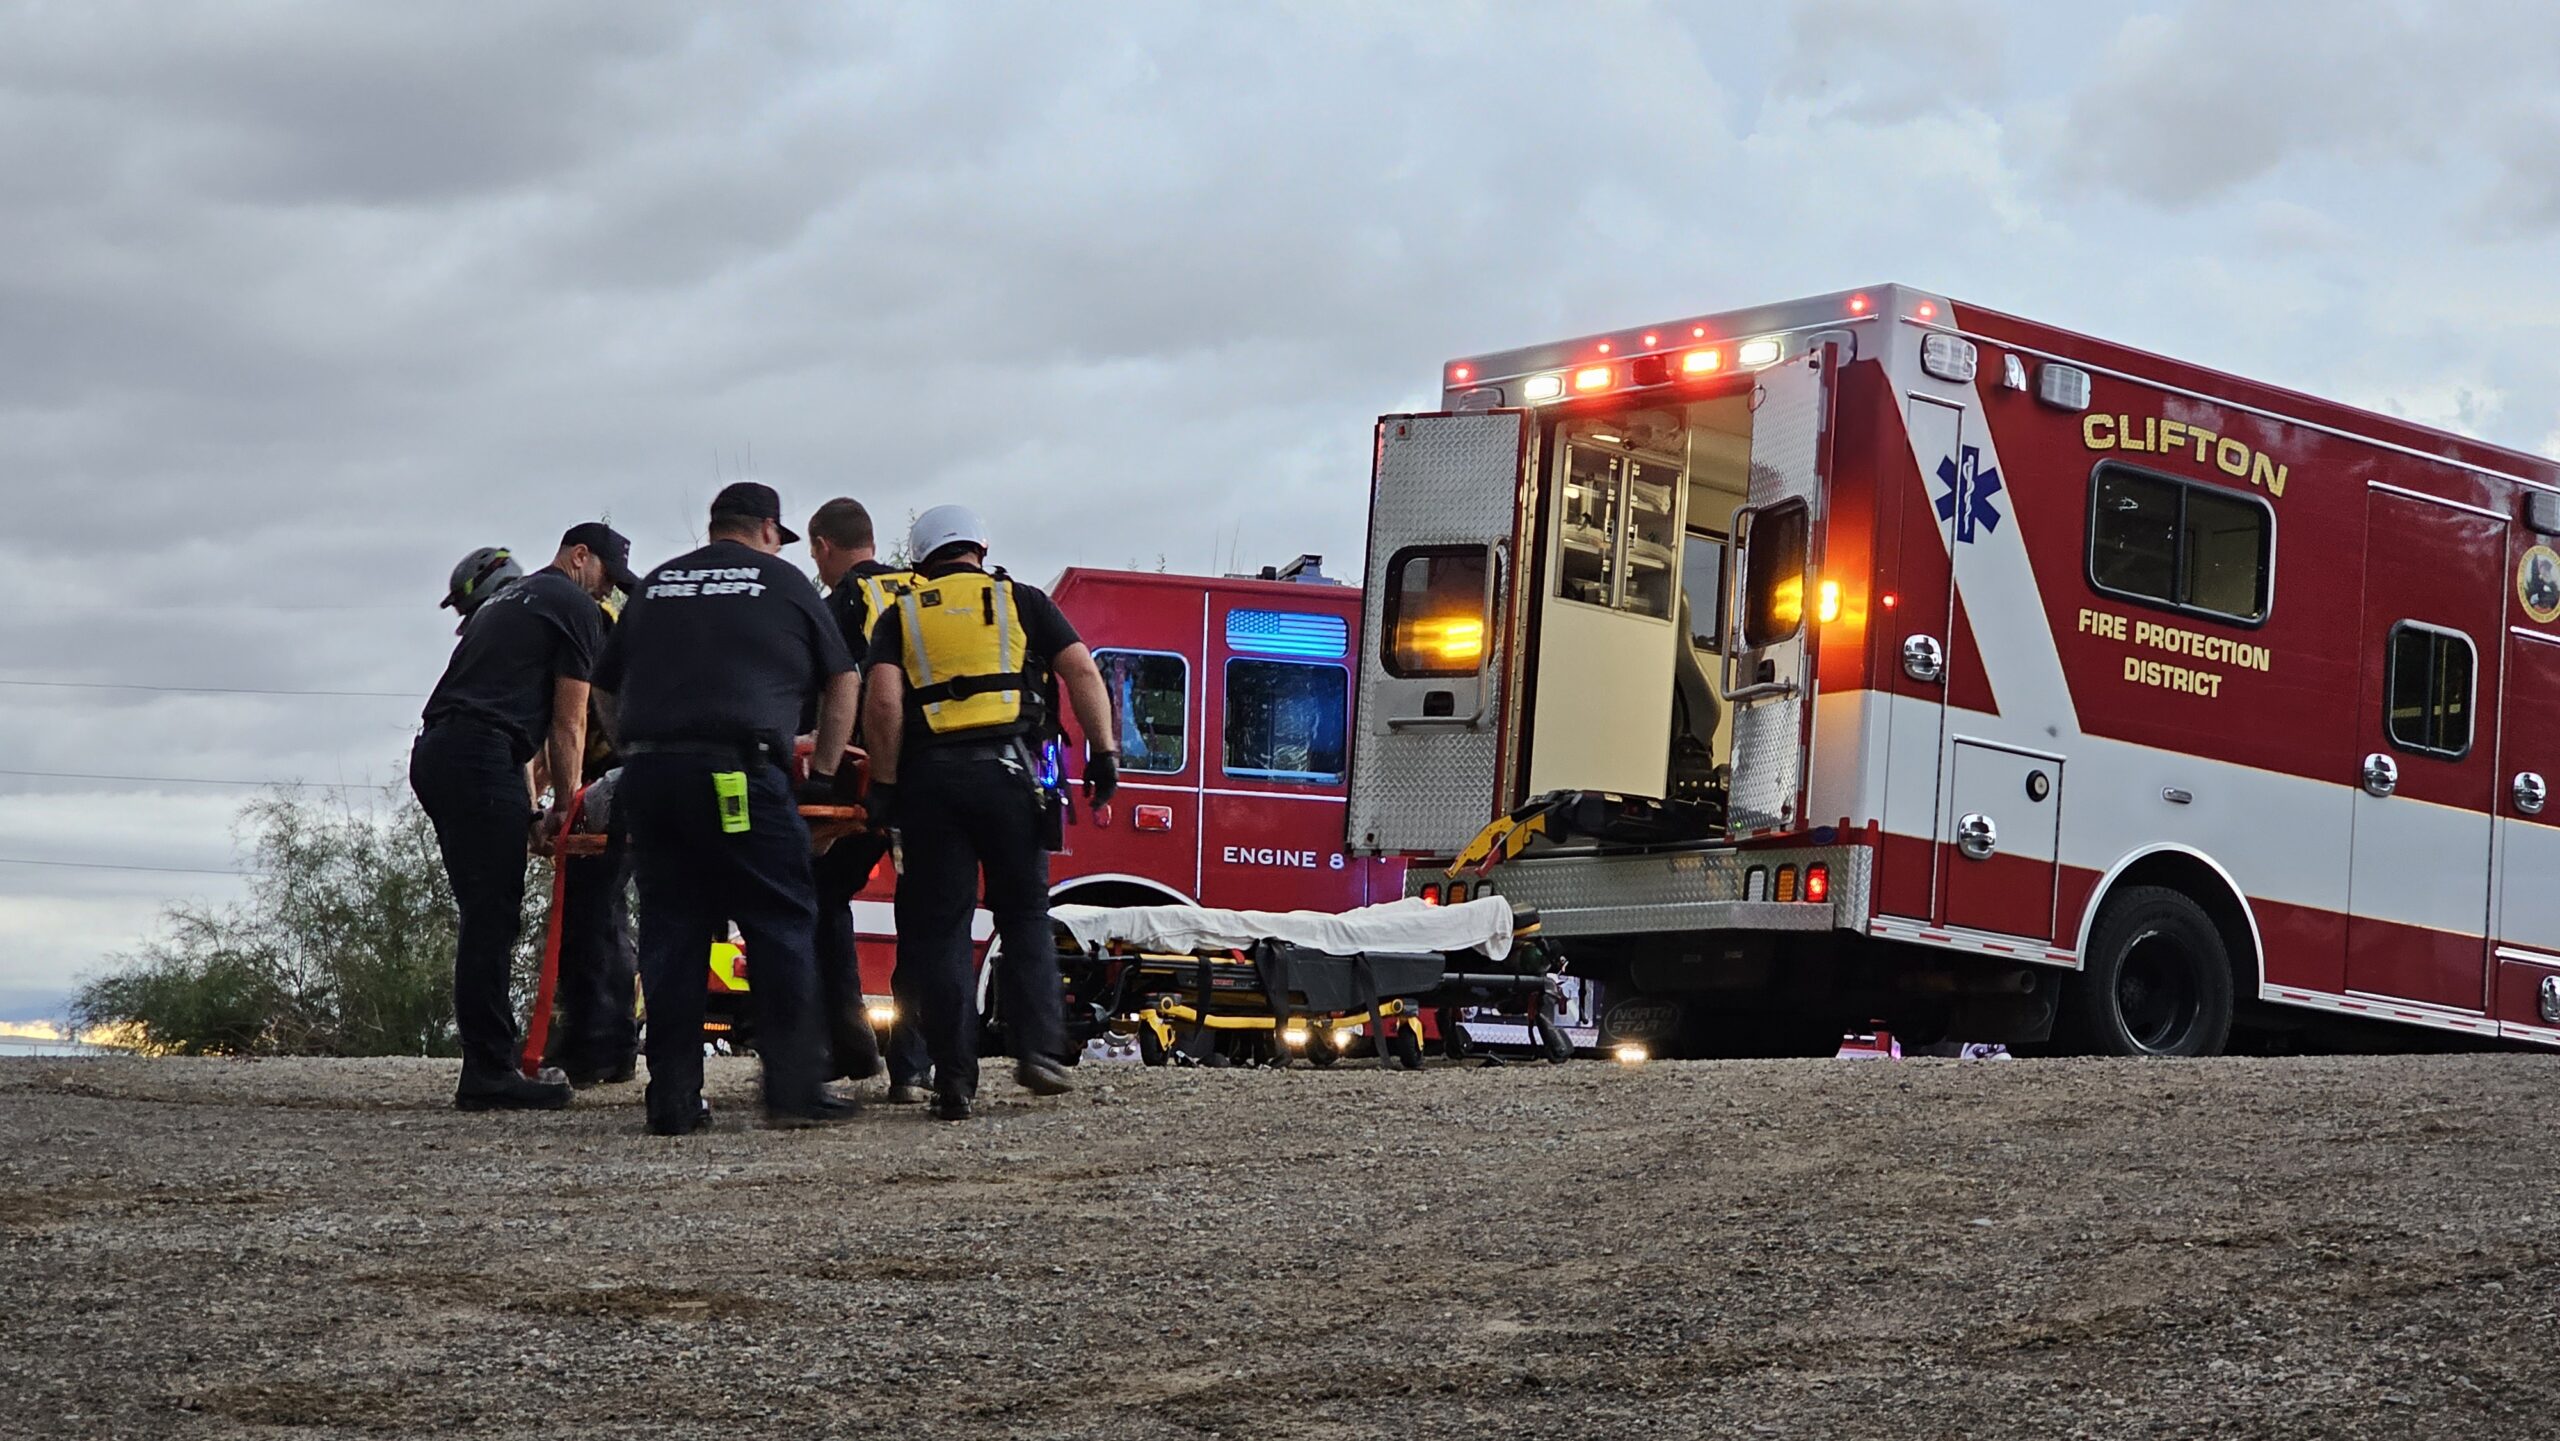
<box><xmin>803</xmin><ymin>497</ymin><xmax>929</xmax><ymax>1100</ymax></box>
<box><xmin>414</xmin><ymin>523</ymin><xmax>640</xmax><ymax>1111</ymax></box>
<box><xmin>861</xmin><ymin>505</ymin><xmax>1119</xmax><ymax>1122</ymax></box>
<box><xmin>540</xmin><ymin>587</ymin><xmax>638</xmax><ymax>1088</ymax></box>
<box><xmin>439</xmin><ymin>546</ymin><xmax>523</xmax><ymax>628</ymax></box>
<box><xmin>593</xmin><ymin>482</ymin><xmax>863</xmax><ymax>1134</ymax></box>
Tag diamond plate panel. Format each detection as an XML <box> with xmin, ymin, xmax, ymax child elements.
<box><xmin>1728</xmin><ymin>353</ymin><xmax>1830</xmax><ymax>834</ymax></box>
<box><xmin>1454</xmin><ymin>844</ymin><xmax>1871</xmax><ymax>940</ymax></box>
<box><xmin>1348</xmin><ymin>412</ymin><xmax>1526</xmax><ymax>853</ymax></box>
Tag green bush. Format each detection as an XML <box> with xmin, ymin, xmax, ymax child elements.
<box><xmin>73</xmin><ymin>777</ymin><xmax>546</xmax><ymax>1057</ymax></box>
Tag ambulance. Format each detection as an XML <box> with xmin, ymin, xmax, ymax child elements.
<box><xmin>1349</xmin><ymin>285</ymin><xmax>2560</xmax><ymax>1057</ymax></box>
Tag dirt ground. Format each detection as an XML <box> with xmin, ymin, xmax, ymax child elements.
<box><xmin>4</xmin><ymin>1053</ymin><xmax>2559</xmax><ymax>1440</ymax></box>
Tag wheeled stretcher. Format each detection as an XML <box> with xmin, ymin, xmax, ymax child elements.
<box><xmin>1047</xmin><ymin>898</ymin><xmax>1569</xmax><ymax>1068</ymax></box>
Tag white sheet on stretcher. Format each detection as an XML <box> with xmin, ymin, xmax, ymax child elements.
<box><xmin>1051</xmin><ymin>896</ymin><xmax>1512</xmax><ymax>962</ymax></box>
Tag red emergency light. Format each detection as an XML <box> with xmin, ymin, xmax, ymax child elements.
<box><xmin>1572</xmin><ymin>365</ymin><xmax>1615</xmax><ymax>393</ymax></box>
<box><xmin>1805</xmin><ymin>864</ymin><xmax>1830</xmax><ymax>904</ymax></box>
<box><xmin>1848</xmin><ymin>293</ymin><xmax>1870</xmax><ymax>315</ymax></box>
<box><xmin>1450</xmin><ymin>364</ymin><xmax>1472</xmax><ymax>383</ymax></box>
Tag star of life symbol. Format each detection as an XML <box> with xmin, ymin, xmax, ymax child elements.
<box><xmin>1935</xmin><ymin>443</ymin><xmax>2003</xmax><ymax>544</ymax></box>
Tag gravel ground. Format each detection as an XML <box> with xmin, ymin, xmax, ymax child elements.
<box><xmin>4</xmin><ymin>1052</ymin><xmax>2559</xmax><ymax>1439</ymax></box>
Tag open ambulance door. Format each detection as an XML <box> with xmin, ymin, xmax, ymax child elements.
<box><xmin>1723</xmin><ymin>346</ymin><xmax>1837</xmax><ymax>836</ymax></box>
<box><xmin>1519</xmin><ymin>427</ymin><xmax>1686</xmax><ymax>800</ymax></box>
<box><xmin>1347</xmin><ymin>411</ymin><xmax>1529</xmax><ymax>854</ymax></box>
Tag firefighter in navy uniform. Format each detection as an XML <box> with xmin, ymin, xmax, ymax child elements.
<box><xmin>803</xmin><ymin>497</ymin><xmax>928</xmax><ymax>1098</ymax></box>
<box><xmin>862</xmin><ymin>506</ymin><xmax>1120</xmax><ymax>1122</ymax></box>
<box><xmin>541</xmin><ymin>588</ymin><xmax>638</xmax><ymax>1088</ymax></box>
<box><xmin>414</xmin><ymin>523</ymin><xmax>640</xmax><ymax>1111</ymax></box>
<box><xmin>592</xmin><ymin>482</ymin><xmax>863</xmax><ymax>1134</ymax></box>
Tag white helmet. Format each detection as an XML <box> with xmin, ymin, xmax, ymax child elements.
<box><xmin>909</xmin><ymin>504</ymin><xmax>990</xmax><ymax>563</ymax></box>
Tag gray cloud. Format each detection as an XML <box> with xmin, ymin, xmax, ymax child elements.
<box><xmin>2</xmin><ymin>0</ymin><xmax>2557</xmax><ymax>1010</ymax></box>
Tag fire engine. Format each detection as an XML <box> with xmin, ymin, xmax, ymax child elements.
<box><xmin>1348</xmin><ymin>284</ymin><xmax>2560</xmax><ymax>1058</ymax></box>
<box><xmin>707</xmin><ymin>558</ymin><xmax>1407</xmax><ymax>1037</ymax></box>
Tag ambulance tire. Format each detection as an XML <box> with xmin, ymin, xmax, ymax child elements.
<box><xmin>2067</xmin><ymin>886</ymin><xmax>2234</xmax><ymax>1057</ymax></box>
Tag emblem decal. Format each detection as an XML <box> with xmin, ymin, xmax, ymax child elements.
<box><xmin>1935</xmin><ymin>444</ymin><xmax>2004</xmax><ymax>544</ymax></box>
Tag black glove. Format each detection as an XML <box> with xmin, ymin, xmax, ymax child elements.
<box><xmin>865</xmin><ymin>781</ymin><xmax>898</xmax><ymax>832</ymax></box>
<box><xmin>796</xmin><ymin>772</ymin><xmax>842</xmax><ymax>809</ymax></box>
<box><xmin>1083</xmin><ymin>752</ymin><xmax>1119</xmax><ymax>808</ymax></box>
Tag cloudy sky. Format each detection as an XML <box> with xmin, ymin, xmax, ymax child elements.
<box><xmin>5</xmin><ymin>0</ymin><xmax>2558</xmax><ymax>1019</ymax></box>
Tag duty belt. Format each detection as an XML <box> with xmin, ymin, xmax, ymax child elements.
<box><xmin>622</xmin><ymin>738</ymin><xmax>786</xmax><ymax>768</ymax></box>
<box><xmin>911</xmin><ymin>738</ymin><xmax>1034</xmax><ymax>766</ymax></box>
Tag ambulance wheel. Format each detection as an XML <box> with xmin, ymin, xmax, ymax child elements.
<box><xmin>1386</xmin><ymin>1024</ymin><xmax>1424</xmax><ymax>1071</ymax></box>
<box><xmin>2066</xmin><ymin>886</ymin><xmax>2234</xmax><ymax>1057</ymax></box>
<box><xmin>1137</xmin><ymin>1028</ymin><xmax>1169</xmax><ymax>1067</ymax></box>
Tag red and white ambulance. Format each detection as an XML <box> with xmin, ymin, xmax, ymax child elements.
<box><xmin>1348</xmin><ymin>284</ymin><xmax>2560</xmax><ymax>1057</ymax></box>
<box><xmin>708</xmin><ymin>558</ymin><xmax>1405</xmax><ymax>1035</ymax></box>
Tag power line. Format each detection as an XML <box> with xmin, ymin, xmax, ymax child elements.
<box><xmin>0</xmin><ymin>677</ymin><xmax>414</xmax><ymax>699</ymax></box>
<box><xmin>0</xmin><ymin>856</ymin><xmax>253</xmax><ymax>877</ymax></box>
<box><xmin>0</xmin><ymin>768</ymin><xmax>386</xmax><ymax>790</ymax></box>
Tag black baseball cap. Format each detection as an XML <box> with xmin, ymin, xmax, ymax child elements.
<box><xmin>709</xmin><ymin>481</ymin><xmax>799</xmax><ymax>544</ymax></box>
<box><xmin>560</xmin><ymin>521</ymin><xmax>642</xmax><ymax>594</ymax></box>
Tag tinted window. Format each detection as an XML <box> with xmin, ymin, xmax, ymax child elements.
<box><xmin>2386</xmin><ymin>624</ymin><xmax>2474</xmax><ymax>757</ymax></box>
<box><xmin>1742</xmin><ymin>502</ymin><xmax>1809</xmax><ymax>648</ymax></box>
<box><xmin>2089</xmin><ymin>464</ymin><xmax>2272</xmax><ymax>623</ymax></box>
<box><xmin>1224</xmin><ymin>660</ymin><xmax>1348</xmax><ymax>783</ymax></box>
<box><xmin>1681</xmin><ymin>532</ymin><xmax>1727</xmax><ymax>653</ymax></box>
<box><xmin>1383</xmin><ymin>546</ymin><xmax>1488</xmax><ymax>678</ymax></box>
<box><xmin>1093</xmin><ymin>650</ymin><xmax>1186</xmax><ymax>773</ymax></box>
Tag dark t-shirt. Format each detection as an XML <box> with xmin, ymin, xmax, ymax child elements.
<box><xmin>593</xmin><ymin>539</ymin><xmax>854</xmax><ymax>756</ymax></box>
<box><xmin>865</xmin><ymin>563</ymin><xmax>1079</xmax><ymax>745</ymax></box>
<box><xmin>421</xmin><ymin>567</ymin><xmax>603</xmax><ymax>765</ymax></box>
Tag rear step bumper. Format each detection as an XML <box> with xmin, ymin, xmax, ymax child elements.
<box><xmin>1414</xmin><ymin>843</ymin><xmax>1870</xmax><ymax>938</ymax></box>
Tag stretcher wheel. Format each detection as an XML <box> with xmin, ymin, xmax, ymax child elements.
<box><xmin>1387</xmin><ymin>1023</ymin><xmax>1423</xmax><ymax>1071</ymax></box>
<box><xmin>1137</xmin><ymin>1027</ymin><xmax>1168</xmax><ymax>1067</ymax></box>
<box><xmin>1436</xmin><ymin>1007</ymin><xmax>1472</xmax><ymax>1061</ymax></box>
<box><xmin>1535</xmin><ymin>1015</ymin><xmax>1575</xmax><ymax>1064</ymax></box>
<box><xmin>1304</xmin><ymin>1029</ymin><xmax>1340</xmax><ymax>1069</ymax></box>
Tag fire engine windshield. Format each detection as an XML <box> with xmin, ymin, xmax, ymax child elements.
<box><xmin>1741</xmin><ymin>502</ymin><xmax>1810</xmax><ymax>647</ymax></box>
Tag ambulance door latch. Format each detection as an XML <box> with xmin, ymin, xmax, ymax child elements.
<box><xmin>2361</xmin><ymin>753</ymin><xmax>2398</xmax><ymax>799</ymax></box>
<box><xmin>1956</xmin><ymin>813</ymin><xmax>1997</xmax><ymax>860</ymax></box>
<box><xmin>1901</xmin><ymin>634</ymin><xmax>1944</xmax><ymax>684</ymax></box>
<box><xmin>2516</xmin><ymin>771</ymin><xmax>2547</xmax><ymax>816</ymax></box>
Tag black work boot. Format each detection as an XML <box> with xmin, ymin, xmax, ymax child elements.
<box><xmin>1015</xmin><ymin>1057</ymin><xmax>1074</xmax><ymax>1097</ymax></box>
<box><xmin>648</xmin><ymin>1098</ymin><xmax>713</xmax><ymax>1136</ymax></box>
<box><xmin>454</xmin><ymin>1067</ymin><xmax>573</xmax><ymax>1112</ymax></box>
<box><xmin>933</xmin><ymin>1081</ymin><xmax>973</xmax><ymax>1122</ymax></box>
<box><xmin>764</xmin><ymin>1095</ymin><xmax>863</xmax><ymax>1130</ymax></box>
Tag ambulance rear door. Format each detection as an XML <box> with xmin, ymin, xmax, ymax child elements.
<box><xmin>1348</xmin><ymin>411</ymin><xmax>1530</xmax><ymax>853</ymax></box>
<box><xmin>1724</xmin><ymin>346</ymin><xmax>1839</xmax><ymax>836</ymax></box>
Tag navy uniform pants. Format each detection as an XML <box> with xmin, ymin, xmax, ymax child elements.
<box><xmin>893</xmin><ymin>748</ymin><xmax>1065</xmax><ymax>1100</ymax></box>
<box><xmin>811</xmin><ymin>830</ymin><xmax>891</xmax><ymax>1081</ymax></box>
<box><xmin>620</xmin><ymin>754</ymin><xmax>828</xmax><ymax>1124</ymax></box>
<box><xmin>410</xmin><ymin>720</ymin><xmax>531</xmax><ymax>1082</ymax></box>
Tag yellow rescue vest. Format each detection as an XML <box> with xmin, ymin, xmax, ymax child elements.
<box><xmin>849</xmin><ymin>567</ymin><xmax>920</xmax><ymax>630</ymax></box>
<box><xmin>896</xmin><ymin>570</ymin><xmax>1036</xmax><ymax>737</ymax></box>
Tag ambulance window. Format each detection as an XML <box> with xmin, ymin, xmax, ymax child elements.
<box><xmin>1741</xmin><ymin>503</ymin><xmax>1810</xmax><ymax>648</ymax></box>
<box><xmin>2088</xmin><ymin>464</ymin><xmax>2271</xmax><ymax>624</ymax></box>
<box><xmin>1383</xmin><ymin>546</ymin><xmax>1488</xmax><ymax>678</ymax></box>
<box><xmin>1224</xmin><ymin>660</ymin><xmax>1348</xmax><ymax>783</ymax></box>
<box><xmin>1092</xmin><ymin>650</ymin><xmax>1187</xmax><ymax>774</ymax></box>
<box><xmin>1682</xmin><ymin>532</ymin><xmax>1727</xmax><ymax>653</ymax></box>
<box><xmin>2385</xmin><ymin>623</ymin><xmax>2474</xmax><ymax>758</ymax></box>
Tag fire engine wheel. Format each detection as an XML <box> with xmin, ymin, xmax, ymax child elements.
<box><xmin>2068</xmin><ymin>886</ymin><xmax>2235</xmax><ymax>1057</ymax></box>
